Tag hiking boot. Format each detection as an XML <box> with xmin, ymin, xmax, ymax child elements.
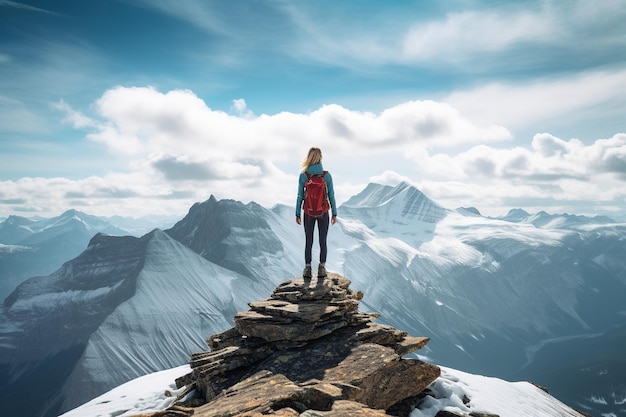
<box><xmin>302</xmin><ymin>265</ymin><xmax>312</xmax><ymax>278</ymax></box>
<box><xmin>317</xmin><ymin>264</ymin><xmax>327</xmax><ymax>278</ymax></box>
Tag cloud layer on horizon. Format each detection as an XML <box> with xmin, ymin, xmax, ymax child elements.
<box><xmin>1</xmin><ymin>85</ymin><xmax>625</xmax><ymax>219</ymax></box>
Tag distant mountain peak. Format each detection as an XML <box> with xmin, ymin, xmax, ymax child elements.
<box><xmin>338</xmin><ymin>182</ymin><xmax>447</xmax><ymax>246</ymax></box>
<box><xmin>498</xmin><ymin>208</ymin><xmax>531</xmax><ymax>223</ymax></box>
<box><xmin>166</xmin><ymin>195</ymin><xmax>283</xmax><ymax>278</ymax></box>
<box><xmin>61</xmin><ymin>209</ymin><xmax>81</xmax><ymax>217</ymax></box>
<box><xmin>341</xmin><ymin>181</ymin><xmax>446</xmax><ymax>222</ymax></box>
<box><xmin>344</xmin><ymin>181</ymin><xmax>426</xmax><ymax>205</ymax></box>
<box><xmin>506</xmin><ymin>208</ymin><xmax>530</xmax><ymax>216</ymax></box>
<box><xmin>457</xmin><ymin>207</ymin><xmax>482</xmax><ymax>216</ymax></box>
<box><xmin>3</xmin><ymin>215</ymin><xmax>33</xmax><ymax>226</ymax></box>
<box><xmin>499</xmin><ymin>208</ymin><xmax>616</xmax><ymax>228</ymax></box>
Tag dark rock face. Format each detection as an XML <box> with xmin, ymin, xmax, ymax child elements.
<box><xmin>165</xmin><ymin>196</ymin><xmax>283</xmax><ymax>278</ymax></box>
<box><xmin>168</xmin><ymin>274</ymin><xmax>440</xmax><ymax>417</ymax></box>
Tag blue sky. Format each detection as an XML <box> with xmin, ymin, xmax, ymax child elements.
<box><xmin>1</xmin><ymin>0</ymin><xmax>626</xmax><ymax>219</ymax></box>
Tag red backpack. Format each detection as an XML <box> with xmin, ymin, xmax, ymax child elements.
<box><xmin>303</xmin><ymin>171</ymin><xmax>330</xmax><ymax>218</ymax></box>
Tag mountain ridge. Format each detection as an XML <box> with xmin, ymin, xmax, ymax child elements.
<box><xmin>165</xmin><ymin>195</ymin><xmax>284</xmax><ymax>280</ymax></box>
<box><xmin>0</xmin><ymin>181</ymin><xmax>624</xmax><ymax>417</ymax></box>
<box><xmin>0</xmin><ymin>210</ymin><xmax>135</xmax><ymax>302</ymax></box>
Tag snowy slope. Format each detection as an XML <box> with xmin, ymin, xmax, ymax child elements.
<box><xmin>59</xmin><ymin>229</ymin><xmax>273</xmax><ymax>412</ymax></box>
<box><xmin>263</xmin><ymin>185</ymin><xmax>626</xmax><ymax>416</ymax></box>
<box><xmin>340</xmin><ymin>182</ymin><xmax>448</xmax><ymax>246</ymax></box>
<box><xmin>59</xmin><ymin>363</ymin><xmax>586</xmax><ymax>417</ymax></box>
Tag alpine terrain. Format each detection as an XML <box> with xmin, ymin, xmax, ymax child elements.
<box><xmin>1</xmin><ymin>182</ymin><xmax>624</xmax><ymax>417</ymax></box>
<box><xmin>0</xmin><ymin>210</ymin><xmax>132</xmax><ymax>300</ymax></box>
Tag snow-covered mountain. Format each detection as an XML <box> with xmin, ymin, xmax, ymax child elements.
<box><xmin>339</xmin><ymin>181</ymin><xmax>448</xmax><ymax>247</ymax></box>
<box><xmin>0</xmin><ymin>210</ymin><xmax>179</xmax><ymax>303</ymax></box>
<box><xmin>1</xmin><ymin>182</ymin><xmax>625</xmax><ymax>417</ymax></box>
<box><xmin>498</xmin><ymin>207</ymin><xmax>616</xmax><ymax>229</ymax></box>
<box><xmin>0</xmin><ymin>230</ymin><xmax>273</xmax><ymax>417</ymax></box>
<box><xmin>165</xmin><ymin>196</ymin><xmax>294</xmax><ymax>280</ymax></box>
<box><xmin>0</xmin><ymin>210</ymin><xmax>131</xmax><ymax>301</ymax></box>
<box><xmin>0</xmin><ymin>209</ymin><xmax>126</xmax><ymax>245</ymax></box>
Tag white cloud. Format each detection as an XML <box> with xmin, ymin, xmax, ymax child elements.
<box><xmin>230</xmin><ymin>98</ymin><xmax>254</xmax><ymax>118</ymax></box>
<box><xmin>150</xmin><ymin>154</ymin><xmax>263</xmax><ymax>181</ymax></box>
<box><xmin>403</xmin><ymin>9</ymin><xmax>553</xmax><ymax>62</ymax></box>
<box><xmin>8</xmin><ymin>86</ymin><xmax>511</xmax><ymax>217</ymax></box>
<box><xmin>406</xmin><ymin>133</ymin><xmax>626</xmax><ymax>215</ymax></box>
<box><xmin>422</xmin><ymin>133</ymin><xmax>626</xmax><ymax>182</ymax></box>
<box><xmin>49</xmin><ymin>86</ymin><xmax>513</xmax><ymax>191</ymax></box>
<box><xmin>7</xmin><ymin>86</ymin><xmax>626</xmax><ymax>219</ymax></box>
<box><xmin>80</xmin><ymin>87</ymin><xmax>511</xmax><ymax>158</ymax></box>
<box><xmin>369</xmin><ymin>171</ymin><xmax>413</xmax><ymax>187</ymax></box>
<box><xmin>53</xmin><ymin>99</ymin><xmax>96</xmax><ymax>129</ymax></box>
<box><xmin>270</xmin><ymin>0</ymin><xmax>626</xmax><ymax>71</ymax></box>
<box><xmin>445</xmin><ymin>67</ymin><xmax>626</xmax><ymax>130</ymax></box>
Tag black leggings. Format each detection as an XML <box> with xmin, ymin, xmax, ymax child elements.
<box><xmin>304</xmin><ymin>212</ymin><xmax>329</xmax><ymax>264</ymax></box>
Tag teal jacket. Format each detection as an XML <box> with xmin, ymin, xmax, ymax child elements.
<box><xmin>296</xmin><ymin>163</ymin><xmax>337</xmax><ymax>217</ymax></box>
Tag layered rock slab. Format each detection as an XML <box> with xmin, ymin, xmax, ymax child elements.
<box><xmin>172</xmin><ymin>274</ymin><xmax>440</xmax><ymax>416</ymax></box>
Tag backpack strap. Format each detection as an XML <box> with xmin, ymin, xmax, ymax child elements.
<box><xmin>305</xmin><ymin>171</ymin><xmax>327</xmax><ymax>179</ymax></box>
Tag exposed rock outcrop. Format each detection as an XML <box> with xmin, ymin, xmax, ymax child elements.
<box><xmin>165</xmin><ymin>274</ymin><xmax>441</xmax><ymax>416</ymax></box>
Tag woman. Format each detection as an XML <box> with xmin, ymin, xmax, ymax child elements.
<box><xmin>296</xmin><ymin>147</ymin><xmax>337</xmax><ymax>279</ymax></box>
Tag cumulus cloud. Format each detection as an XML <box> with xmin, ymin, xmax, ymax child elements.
<box><xmin>151</xmin><ymin>155</ymin><xmax>263</xmax><ymax>181</ymax></box>
<box><xmin>8</xmin><ymin>86</ymin><xmax>625</xmax><ymax>219</ymax></box>
<box><xmin>422</xmin><ymin>133</ymin><xmax>626</xmax><ymax>183</ymax></box>
<box><xmin>72</xmin><ymin>86</ymin><xmax>510</xmax><ymax>160</ymax></box>
<box><xmin>230</xmin><ymin>98</ymin><xmax>254</xmax><ymax>118</ymax></box>
<box><xmin>13</xmin><ymin>86</ymin><xmax>511</xmax><ymax>217</ymax></box>
<box><xmin>0</xmin><ymin>172</ymin><xmax>197</xmax><ymax>217</ymax></box>
<box><xmin>591</xmin><ymin>134</ymin><xmax>626</xmax><ymax>178</ymax></box>
<box><xmin>369</xmin><ymin>170</ymin><xmax>414</xmax><ymax>187</ymax></box>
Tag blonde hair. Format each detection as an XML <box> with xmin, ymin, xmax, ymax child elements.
<box><xmin>301</xmin><ymin>147</ymin><xmax>323</xmax><ymax>172</ymax></box>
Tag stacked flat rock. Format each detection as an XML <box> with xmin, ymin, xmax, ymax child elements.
<box><xmin>171</xmin><ymin>273</ymin><xmax>440</xmax><ymax>417</ymax></box>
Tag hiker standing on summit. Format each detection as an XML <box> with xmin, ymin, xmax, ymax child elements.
<box><xmin>296</xmin><ymin>147</ymin><xmax>337</xmax><ymax>279</ymax></box>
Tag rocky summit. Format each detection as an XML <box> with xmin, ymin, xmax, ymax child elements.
<box><xmin>146</xmin><ymin>273</ymin><xmax>441</xmax><ymax>417</ymax></box>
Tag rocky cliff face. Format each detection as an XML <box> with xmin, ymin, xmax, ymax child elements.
<box><xmin>140</xmin><ymin>274</ymin><xmax>445</xmax><ymax>417</ymax></box>
<box><xmin>165</xmin><ymin>196</ymin><xmax>284</xmax><ymax>280</ymax></box>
